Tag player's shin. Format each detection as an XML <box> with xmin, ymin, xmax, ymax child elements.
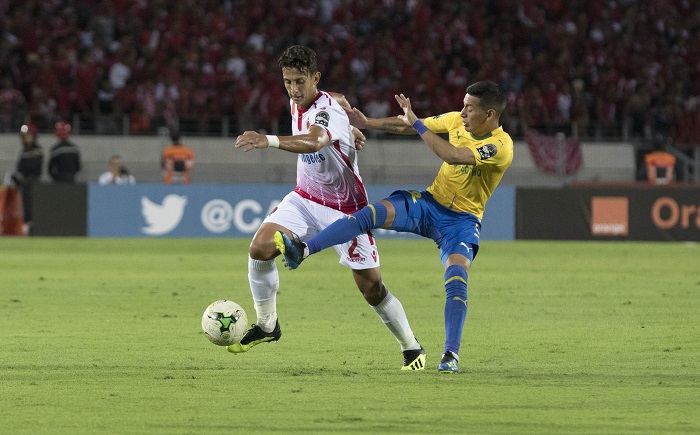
<box><xmin>248</xmin><ymin>256</ymin><xmax>279</xmax><ymax>333</ymax></box>
<box><xmin>371</xmin><ymin>292</ymin><xmax>420</xmax><ymax>351</ymax></box>
<box><xmin>443</xmin><ymin>265</ymin><xmax>468</xmax><ymax>355</ymax></box>
<box><xmin>306</xmin><ymin>202</ymin><xmax>387</xmax><ymax>255</ymax></box>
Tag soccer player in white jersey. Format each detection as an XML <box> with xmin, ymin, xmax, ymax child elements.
<box><xmin>231</xmin><ymin>45</ymin><xmax>425</xmax><ymax>370</ymax></box>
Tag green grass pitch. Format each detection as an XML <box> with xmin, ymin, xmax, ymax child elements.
<box><xmin>0</xmin><ymin>238</ymin><xmax>698</xmax><ymax>434</ymax></box>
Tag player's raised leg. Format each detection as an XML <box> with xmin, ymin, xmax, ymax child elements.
<box><xmin>277</xmin><ymin>199</ymin><xmax>395</xmax><ymax>269</ymax></box>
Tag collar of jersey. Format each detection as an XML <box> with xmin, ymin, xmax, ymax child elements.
<box><xmin>469</xmin><ymin>126</ymin><xmax>502</xmax><ymax>140</ymax></box>
<box><xmin>469</xmin><ymin>131</ymin><xmax>493</xmax><ymax>140</ymax></box>
<box><xmin>297</xmin><ymin>91</ymin><xmax>323</xmax><ymax>114</ymax></box>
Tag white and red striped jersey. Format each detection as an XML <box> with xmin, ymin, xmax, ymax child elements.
<box><xmin>291</xmin><ymin>91</ymin><xmax>368</xmax><ymax>214</ymax></box>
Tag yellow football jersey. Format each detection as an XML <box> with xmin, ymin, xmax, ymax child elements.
<box><xmin>422</xmin><ymin>112</ymin><xmax>513</xmax><ymax>219</ymax></box>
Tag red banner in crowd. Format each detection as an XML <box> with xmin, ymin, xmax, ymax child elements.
<box><xmin>524</xmin><ymin>129</ymin><xmax>583</xmax><ymax>175</ymax></box>
<box><xmin>0</xmin><ymin>185</ymin><xmax>25</xmax><ymax>236</ymax></box>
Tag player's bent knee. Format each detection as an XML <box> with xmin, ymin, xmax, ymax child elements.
<box><xmin>362</xmin><ymin>288</ymin><xmax>386</xmax><ymax>306</ymax></box>
<box><xmin>249</xmin><ymin>240</ymin><xmax>277</xmax><ymax>261</ymax></box>
<box><xmin>378</xmin><ymin>199</ymin><xmax>396</xmax><ymax>229</ymax></box>
<box><xmin>446</xmin><ymin>254</ymin><xmax>472</xmax><ymax>271</ymax></box>
<box><xmin>358</xmin><ymin>280</ymin><xmax>387</xmax><ymax>306</ymax></box>
<box><xmin>352</xmin><ymin>268</ymin><xmax>387</xmax><ymax>305</ymax></box>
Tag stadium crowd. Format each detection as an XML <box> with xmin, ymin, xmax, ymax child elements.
<box><xmin>0</xmin><ymin>0</ymin><xmax>698</xmax><ymax>145</ymax></box>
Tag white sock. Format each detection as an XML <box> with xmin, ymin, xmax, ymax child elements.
<box><xmin>248</xmin><ymin>256</ymin><xmax>279</xmax><ymax>333</ymax></box>
<box><xmin>372</xmin><ymin>292</ymin><xmax>420</xmax><ymax>351</ymax></box>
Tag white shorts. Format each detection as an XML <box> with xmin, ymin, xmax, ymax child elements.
<box><xmin>264</xmin><ymin>191</ymin><xmax>380</xmax><ymax>270</ymax></box>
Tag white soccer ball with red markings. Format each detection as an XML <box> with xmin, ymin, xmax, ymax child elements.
<box><xmin>202</xmin><ymin>300</ymin><xmax>248</xmax><ymax>346</ymax></box>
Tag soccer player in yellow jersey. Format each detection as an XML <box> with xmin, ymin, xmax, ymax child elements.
<box><xmin>276</xmin><ymin>81</ymin><xmax>513</xmax><ymax>373</ymax></box>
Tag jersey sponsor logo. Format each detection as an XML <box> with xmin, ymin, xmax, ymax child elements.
<box><xmin>477</xmin><ymin>143</ymin><xmax>498</xmax><ymax>160</ymax></box>
<box><xmin>300</xmin><ymin>153</ymin><xmax>326</xmax><ymax>164</ymax></box>
<box><xmin>314</xmin><ymin>111</ymin><xmax>330</xmax><ymax>127</ymax></box>
<box><xmin>141</xmin><ymin>194</ymin><xmax>187</xmax><ymax>235</ymax></box>
<box><xmin>458</xmin><ymin>165</ymin><xmax>482</xmax><ymax>176</ymax></box>
<box><xmin>346</xmin><ymin>255</ymin><xmax>367</xmax><ymax>263</ymax></box>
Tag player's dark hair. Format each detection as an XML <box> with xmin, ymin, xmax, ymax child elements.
<box><xmin>278</xmin><ymin>45</ymin><xmax>318</xmax><ymax>76</ymax></box>
<box><xmin>466</xmin><ymin>81</ymin><xmax>506</xmax><ymax>116</ymax></box>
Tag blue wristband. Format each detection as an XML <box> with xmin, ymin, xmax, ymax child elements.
<box><xmin>412</xmin><ymin>119</ymin><xmax>429</xmax><ymax>135</ymax></box>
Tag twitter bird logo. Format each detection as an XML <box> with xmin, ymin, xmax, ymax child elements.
<box><xmin>141</xmin><ymin>194</ymin><xmax>187</xmax><ymax>235</ymax></box>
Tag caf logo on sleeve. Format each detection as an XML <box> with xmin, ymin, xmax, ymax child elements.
<box><xmin>315</xmin><ymin>111</ymin><xmax>330</xmax><ymax>127</ymax></box>
<box><xmin>477</xmin><ymin>144</ymin><xmax>498</xmax><ymax>159</ymax></box>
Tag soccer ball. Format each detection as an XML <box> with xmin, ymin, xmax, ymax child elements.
<box><xmin>201</xmin><ymin>300</ymin><xmax>248</xmax><ymax>346</ymax></box>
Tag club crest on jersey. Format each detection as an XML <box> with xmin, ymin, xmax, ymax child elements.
<box><xmin>315</xmin><ymin>111</ymin><xmax>330</xmax><ymax>127</ymax></box>
<box><xmin>476</xmin><ymin>143</ymin><xmax>498</xmax><ymax>160</ymax></box>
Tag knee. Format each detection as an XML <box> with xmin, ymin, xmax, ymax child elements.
<box><xmin>249</xmin><ymin>238</ymin><xmax>276</xmax><ymax>261</ymax></box>
<box><xmin>445</xmin><ymin>264</ymin><xmax>468</xmax><ymax>279</ymax></box>
<box><xmin>358</xmin><ymin>279</ymin><xmax>387</xmax><ymax>306</ymax></box>
<box><xmin>446</xmin><ymin>254</ymin><xmax>472</xmax><ymax>271</ymax></box>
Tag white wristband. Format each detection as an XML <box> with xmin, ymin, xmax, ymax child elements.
<box><xmin>265</xmin><ymin>135</ymin><xmax>280</xmax><ymax>148</ymax></box>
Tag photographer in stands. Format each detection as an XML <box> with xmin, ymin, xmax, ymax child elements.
<box><xmin>98</xmin><ymin>155</ymin><xmax>135</xmax><ymax>185</ymax></box>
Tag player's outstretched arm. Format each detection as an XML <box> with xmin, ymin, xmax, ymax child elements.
<box><xmin>395</xmin><ymin>94</ymin><xmax>476</xmax><ymax>165</ymax></box>
<box><xmin>344</xmin><ymin>106</ymin><xmax>416</xmax><ymax>135</ymax></box>
<box><xmin>235</xmin><ymin>126</ymin><xmax>330</xmax><ymax>154</ymax></box>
